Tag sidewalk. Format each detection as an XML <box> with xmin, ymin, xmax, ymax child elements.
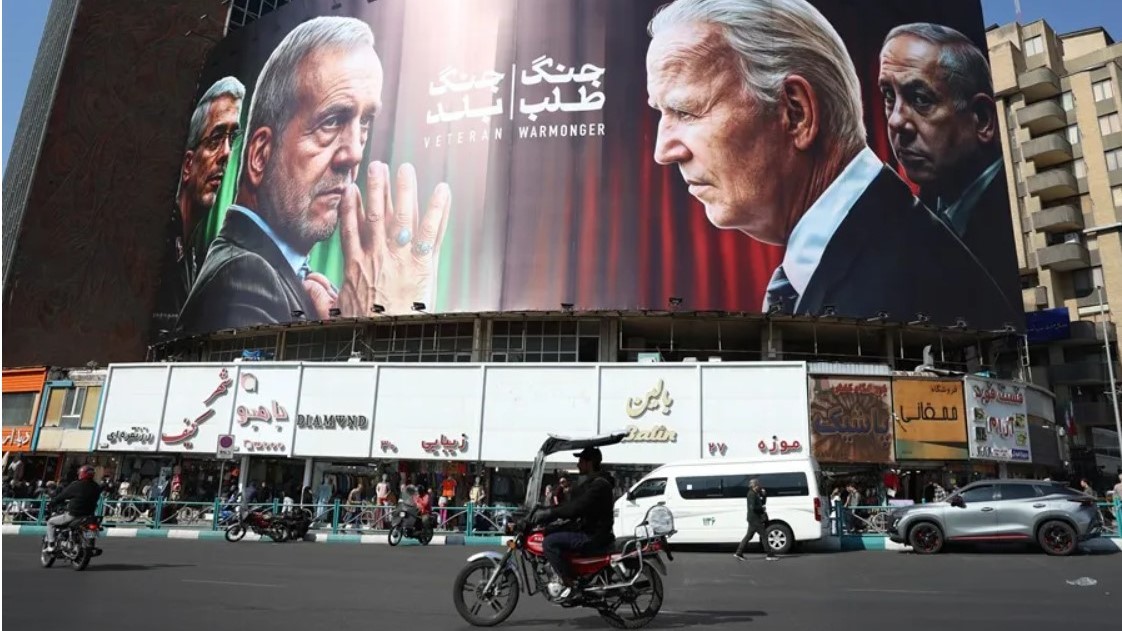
<box><xmin>5</xmin><ymin>524</ymin><xmax>1120</xmax><ymax>552</ymax></box>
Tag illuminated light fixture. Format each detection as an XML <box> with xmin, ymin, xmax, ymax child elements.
<box><xmin>412</xmin><ymin>302</ymin><xmax>427</xmax><ymax>312</ymax></box>
<box><xmin>328</xmin><ymin>308</ymin><xmax>341</xmax><ymax>318</ymax></box>
<box><xmin>908</xmin><ymin>313</ymin><xmax>930</xmax><ymax>326</ymax></box>
<box><xmin>372</xmin><ymin>304</ymin><xmax>386</xmax><ymax>314</ymax></box>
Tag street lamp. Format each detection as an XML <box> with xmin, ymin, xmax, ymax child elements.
<box><xmin>1096</xmin><ymin>286</ymin><xmax>1122</xmax><ymax>468</ymax></box>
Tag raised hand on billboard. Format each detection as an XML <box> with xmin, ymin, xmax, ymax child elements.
<box><xmin>303</xmin><ymin>272</ymin><xmax>338</xmax><ymax>320</ymax></box>
<box><xmin>335</xmin><ymin>161</ymin><xmax>451</xmax><ymax>316</ymax></box>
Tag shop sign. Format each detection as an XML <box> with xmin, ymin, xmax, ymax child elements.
<box><xmin>1</xmin><ymin>427</ymin><xmax>34</xmax><ymax>452</ymax></box>
<box><xmin>964</xmin><ymin>377</ymin><xmax>1031</xmax><ymax>463</ymax></box>
<box><xmin>242</xmin><ymin>440</ymin><xmax>286</xmax><ymax>453</ymax></box>
<box><xmin>297</xmin><ymin>414</ymin><xmax>370</xmax><ymax>430</ymax></box>
<box><xmin>161</xmin><ymin>367</ymin><xmax>234</xmax><ymax>450</ymax></box>
<box><xmin>420</xmin><ymin>434</ymin><xmax>470</xmax><ymax>457</ymax></box>
<box><xmin>757</xmin><ymin>436</ymin><xmax>803</xmax><ymax>455</ymax></box>
<box><xmin>625</xmin><ymin>379</ymin><xmax>673</xmax><ymax>418</ymax></box>
<box><xmin>892</xmin><ymin>377</ymin><xmax>968</xmax><ymax>460</ymax></box>
<box><xmin>379</xmin><ymin>440</ymin><xmax>399</xmax><ymax>453</ymax></box>
<box><xmin>621</xmin><ymin>424</ymin><xmax>677</xmax><ymax>443</ymax></box>
<box><xmin>707</xmin><ymin>442</ymin><xmax>728</xmax><ymax>456</ymax></box>
<box><xmin>809</xmin><ymin>377</ymin><xmax>894</xmax><ymax>464</ymax></box>
<box><xmin>102</xmin><ymin>427</ymin><xmax>156</xmax><ymax>448</ymax></box>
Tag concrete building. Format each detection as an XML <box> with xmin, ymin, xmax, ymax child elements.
<box><xmin>988</xmin><ymin>20</ymin><xmax>1122</xmax><ymax>475</ymax></box>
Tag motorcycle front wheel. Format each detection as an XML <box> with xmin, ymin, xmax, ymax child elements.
<box><xmin>39</xmin><ymin>540</ymin><xmax>55</xmax><ymax>568</ymax></box>
<box><xmin>453</xmin><ymin>558</ymin><xmax>520</xmax><ymax>627</ymax></box>
<box><xmin>388</xmin><ymin>525</ymin><xmax>403</xmax><ymax>546</ymax></box>
<box><xmin>598</xmin><ymin>562</ymin><xmax>664</xmax><ymax>629</ymax></box>
<box><xmin>225</xmin><ymin>524</ymin><xmax>247</xmax><ymax>542</ymax></box>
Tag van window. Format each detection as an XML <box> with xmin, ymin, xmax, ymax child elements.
<box><xmin>630</xmin><ymin>478</ymin><xmax>666</xmax><ymax>500</ymax></box>
<box><xmin>676</xmin><ymin>472</ymin><xmax>809</xmax><ymax>500</ymax></box>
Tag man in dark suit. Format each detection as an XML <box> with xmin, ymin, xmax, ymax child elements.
<box><xmin>177</xmin><ymin>16</ymin><xmax>451</xmax><ymax>335</ymax></box>
<box><xmin>734</xmin><ymin>479</ymin><xmax>774</xmax><ymax>561</ymax></box>
<box><xmin>879</xmin><ymin>23</ymin><xmax>1020</xmax><ymax>311</ymax></box>
<box><xmin>646</xmin><ymin>0</ymin><xmax>1018</xmax><ymax>329</ymax></box>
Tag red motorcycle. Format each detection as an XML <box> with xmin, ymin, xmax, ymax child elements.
<box><xmin>452</xmin><ymin>432</ymin><xmax>676</xmax><ymax>629</ymax></box>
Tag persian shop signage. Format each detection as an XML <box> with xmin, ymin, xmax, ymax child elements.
<box><xmin>102</xmin><ymin>427</ymin><xmax>156</xmax><ymax>448</ymax></box>
<box><xmin>161</xmin><ymin>368</ymin><xmax>234</xmax><ymax>450</ymax></box>
<box><xmin>626</xmin><ymin>379</ymin><xmax>673</xmax><ymax>419</ymax></box>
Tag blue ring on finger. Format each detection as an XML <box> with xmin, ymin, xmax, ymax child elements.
<box><xmin>394</xmin><ymin>227</ymin><xmax>412</xmax><ymax>247</ymax></box>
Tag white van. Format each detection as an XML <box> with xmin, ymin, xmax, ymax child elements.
<box><xmin>613</xmin><ymin>457</ymin><xmax>828</xmax><ymax>553</ymax></box>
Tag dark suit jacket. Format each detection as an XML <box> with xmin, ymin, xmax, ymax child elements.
<box><xmin>956</xmin><ymin>164</ymin><xmax>1022</xmax><ymax>315</ymax></box>
<box><xmin>175</xmin><ymin>209</ymin><xmax>317</xmax><ymax>334</ymax></box>
<box><xmin>794</xmin><ymin>167</ymin><xmax>1020</xmax><ymax>331</ymax></box>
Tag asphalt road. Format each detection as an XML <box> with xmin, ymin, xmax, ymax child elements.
<box><xmin>3</xmin><ymin>537</ymin><xmax>1119</xmax><ymax>630</ymax></box>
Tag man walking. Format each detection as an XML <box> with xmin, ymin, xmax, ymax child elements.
<box><xmin>735</xmin><ymin>479</ymin><xmax>776</xmax><ymax>561</ymax></box>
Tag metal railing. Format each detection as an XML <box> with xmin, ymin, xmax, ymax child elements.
<box><xmin>3</xmin><ymin>497</ymin><xmax>517</xmax><ymax>537</ymax></box>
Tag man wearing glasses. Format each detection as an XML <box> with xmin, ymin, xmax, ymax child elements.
<box><xmin>153</xmin><ymin>76</ymin><xmax>245</xmax><ymax>334</ymax></box>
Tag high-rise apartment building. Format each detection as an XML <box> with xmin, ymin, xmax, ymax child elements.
<box><xmin>988</xmin><ymin>21</ymin><xmax>1122</xmax><ymax>473</ymax></box>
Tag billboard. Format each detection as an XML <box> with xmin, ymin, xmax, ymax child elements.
<box><xmin>964</xmin><ymin>376</ymin><xmax>1031</xmax><ymax>463</ymax></box>
<box><xmin>700</xmin><ymin>364</ymin><xmax>810</xmax><ymax>461</ymax></box>
<box><xmin>808</xmin><ymin>376</ymin><xmax>895</xmax><ymax>464</ymax></box>
<box><xmin>151</xmin><ymin>0</ymin><xmax>1021</xmax><ymax>337</ymax></box>
<box><xmin>293</xmin><ymin>365</ymin><xmax>377</xmax><ymax>458</ymax></box>
<box><xmin>891</xmin><ymin>377</ymin><xmax>968</xmax><ymax>460</ymax></box>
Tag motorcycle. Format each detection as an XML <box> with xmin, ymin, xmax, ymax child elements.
<box><xmin>40</xmin><ymin>514</ymin><xmax>104</xmax><ymax>571</ymax></box>
<box><xmin>452</xmin><ymin>432</ymin><xmax>676</xmax><ymax>629</ymax></box>
<box><xmin>273</xmin><ymin>510</ymin><xmax>312</xmax><ymax>541</ymax></box>
<box><xmin>224</xmin><ymin>510</ymin><xmax>286</xmax><ymax>542</ymax></box>
<box><xmin>388</xmin><ymin>503</ymin><xmax>435</xmax><ymax>546</ymax></box>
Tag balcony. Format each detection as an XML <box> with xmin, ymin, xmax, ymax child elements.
<box><xmin>1022</xmin><ymin>286</ymin><xmax>1049</xmax><ymax>310</ymax></box>
<box><xmin>1032</xmin><ymin>204</ymin><xmax>1083</xmax><ymax>233</ymax></box>
<box><xmin>1017</xmin><ymin>99</ymin><xmax>1066</xmax><ymax>135</ymax></box>
<box><xmin>1018</xmin><ymin>66</ymin><xmax>1061</xmax><ymax>103</ymax></box>
<box><xmin>1072</xmin><ymin>401</ymin><xmax>1117</xmax><ymax>427</ymax></box>
<box><xmin>1068</xmin><ymin>319</ymin><xmax>1115</xmax><ymax>344</ymax></box>
<box><xmin>1049</xmin><ymin>361</ymin><xmax>1122</xmax><ymax>385</ymax></box>
<box><xmin>1027</xmin><ymin>167</ymin><xmax>1077</xmax><ymax>201</ymax></box>
<box><xmin>1022</xmin><ymin>133</ymin><xmax>1073</xmax><ymax>168</ymax></box>
<box><xmin>1037</xmin><ymin>242</ymin><xmax>1090</xmax><ymax>271</ymax></box>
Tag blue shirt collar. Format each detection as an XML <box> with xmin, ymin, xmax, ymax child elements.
<box><xmin>229</xmin><ymin>204</ymin><xmax>308</xmax><ymax>276</ymax></box>
<box><xmin>783</xmin><ymin>147</ymin><xmax>884</xmax><ymax>302</ymax></box>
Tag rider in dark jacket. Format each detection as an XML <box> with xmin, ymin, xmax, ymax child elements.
<box><xmin>534</xmin><ymin>446</ymin><xmax>616</xmax><ymax>601</ymax></box>
<box><xmin>45</xmin><ymin>465</ymin><xmax>102</xmax><ymax>551</ymax></box>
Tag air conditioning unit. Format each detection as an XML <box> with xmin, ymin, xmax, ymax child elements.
<box><xmin>637</xmin><ymin>352</ymin><xmax>662</xmax><ymax>363</ymax></box>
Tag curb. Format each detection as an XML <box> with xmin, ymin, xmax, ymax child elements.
<box><xmin>5</xmin><ymin>525</ymin><xmax>1120</xmax><ymax>552</ymax></box>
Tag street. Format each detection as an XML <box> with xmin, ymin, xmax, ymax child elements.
<box><xmin>3</xmin><ymin>537</ymin><xmax>1119</xmax><ymax>630</ymax></box>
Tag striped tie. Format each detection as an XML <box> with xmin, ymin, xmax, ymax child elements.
<box><xmin>763</xmin><ymin>266</ymin><xmax>798</xmax><ymax>314</ymax></box>
<box><xmin>298</xmin><ymin>263</ymin><xmax>311</xmax><ymax>281</ymax></box>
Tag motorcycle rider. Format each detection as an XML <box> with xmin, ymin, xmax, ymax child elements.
<box><xmin>533</xmin><ymin>446</ymin><xmax>615</xmax><ymax>602</ymax></box>
<box><xmin>44</xmin><ymin>465</ymin><xmax>101</xmax><ymax>552</ymax></box>
<box><xmin>415</xmin><ymin>484</ymin><xmax>434</xmax><ymax>530</ymax></box>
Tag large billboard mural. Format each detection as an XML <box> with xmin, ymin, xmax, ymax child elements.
<box><xmin>152</xmin><ymin>0</ymin><xmax>1021</xmax><ymax>337</ymax></box>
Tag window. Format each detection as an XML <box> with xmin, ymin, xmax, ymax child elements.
<box><xmin>1074</xmin><ymin>158</ymin><xmax>1087</xmax><ymax>178</ymax></box>
<box><xmin>1106</xmin><ymin>148</ymin><xmax>1122</xmax><ymax>172</ymax></box>
<box><xmin>958</xmin><ymin>484</ymin><xmax>995</xmax><ymax>503</ymax></box>
<box><xmin>43</xmin><ymin>386</ymin><xmax>102</xmax><ymax>429</ymax></box>
<box><xmin>1024</xmin><ymin>35</ymin><xmax>1044</xmax><ymax>56</ymax></box>
<box><xmin>1066</xmin><ymin>124</ymin><xmax>1080</xmax><ymax>145</ymax></box>
<box><xmin>675</xmin><ymin>473</ymin><xmax>809</xmax><ymax>500</ymax></box>
<box><xmin>997</xmin><ymin>484</ymin><xmax>1040</xmax><ymax>500</ymax></box>
<box><xmin>283</xmin><ymin>327</ymin><xmax>356</xmax><ymax>361</ymax></box>
<box><xmin>629</xmin><ymin>478</ymin><xmax>666</xmax><ymax>500</ymax></box>
<box><xmin>1037</xmin><ymin>484</ymin><xmax>1082</xmax><ymax>497</ymax></box>
<box><xmin>490</xmin><ymin>319</ymin><xmax>600</xmax><ymax>362</ymax></box>
<box><xmin>207</xmin><ymin>334</ymin><xmax>277</xmax><ymax>363</ymax></box>
<box><xmin>2</xmin><ymin>393</ymin><xmax>37</xmax><ymax>426</ymax></box>
<box><xmin>1093</xmin><ymin>79</ymin><xmax>1115</xmax><ymax>102</ymax></box>
<box><xmin>368</xmin><ymin>321</ymin><xmax>474</xmax><ymax>362</ymax></box>
<box><xmin>1062</xmin><ymin>91</ymin><xmax>1075</xmax><ymax>112</ymax></box>
<box><xmin>1100</xmin><ymin>113</ymin><xmax>1122</xmax><ymax>136</ymax></box>
<box><xmin>1113</xmin><ymin>185</ymin><xmax>1122</xmax><ymax>207</ymax></box>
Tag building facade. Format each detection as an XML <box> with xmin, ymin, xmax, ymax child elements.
<box><xmin>988</xmin><ymin>20</ymin><xmax>1122</xmax><ymax>475</ymax></box>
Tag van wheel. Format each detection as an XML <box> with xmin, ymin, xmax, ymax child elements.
<box><xmin>764</xmin><ymin>523</ymin><xmax>794</xmax><ymax>555</ymax></box>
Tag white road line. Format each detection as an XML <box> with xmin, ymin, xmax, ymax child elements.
<box><xmin>844</xmin><ymin>589</ymin><xmax>945</xmax><ymax>595</ymax></box>
<box><xmin>182</xmin><ymin>579</ymin><xmax>282</xmax><ymax>588</ymax></box>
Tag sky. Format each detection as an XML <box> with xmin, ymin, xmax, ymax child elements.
<box><xmin>2</xmin><ymin>0</ymin><xmax>1122</xmax><ymax>176</ymax></box>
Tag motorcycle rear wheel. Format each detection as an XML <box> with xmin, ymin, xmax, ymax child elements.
<box><xmin>70</xmin><ymin>547</ymin><xmax>91</xmax><ymax>571</ymax></box>
<box><xmin>270</xmin><ymin>524</ymin><xmax>290</xmax><ymax>543</ymax></box>
<box><xmin>453</xmin><ymin>558</ymin><xmax>520</xmax><ymax>627</ymax></box>
<box><xmin>39</xmin><ymin>540</ymin><xmax>55</xmax><ymax>568</ymax></box>
<box><xmin>418</xmin><ymin>528</ymin><xmax>434</xmax><ymax>546</ymax></box>
<box><xmin>225</xmin><ymin>524</ymin><xmax>247</xmax><ymax>542</ymax></box>
<box><xmin>388</xmin><ymin>525</ymin><xmax>403</xmax><ymax>546</ymax></box>
<box><xmin>598</xmin><ymin>563</ymin><xmax>664</xmax><ymax>629</ymax></box>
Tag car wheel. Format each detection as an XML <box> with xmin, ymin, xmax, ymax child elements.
<box><xmin>907</xmin><ymin>522</ymin><xmax>944</xmax><ymax>555</ymax></box>
<box><xmin>1037</xmin><ymin>520</ymin><xmax>1076</xmax><ymax>556</ymax></box>
<box><xmin>764</xmin><ymin>523</ymin><xmax>794</xmax><ymax>555</ymax></box>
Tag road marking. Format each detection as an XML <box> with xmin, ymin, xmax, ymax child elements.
<box><xmin>182</xmin><ymin>579</ymin><xmax>281</xmax><ymax>588</ymax></box>
<box><xmin>844</xmin><ymin>589</ymin><xmax>944</xmax><ymax>595</ymax></box>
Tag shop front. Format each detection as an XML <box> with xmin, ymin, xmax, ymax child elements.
<box><xmin>964</xmin><ymin>376</ymin><xmax>1032</xmax><ymax>479</ymax></box>
<box><xmin>890</xmin><ymin>375</ymin><xmax>971</xmax><ymax>501</ymax></box>
<box><xmin>3</xmin><ymin>367</ymin><xmax>50</xmax><ymax>485</ymax></box>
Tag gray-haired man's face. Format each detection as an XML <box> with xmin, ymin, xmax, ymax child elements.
<box><xmin>185</xmin><ymin>95</ymin><xmax>242</xmax><ymax>214</ymax></box>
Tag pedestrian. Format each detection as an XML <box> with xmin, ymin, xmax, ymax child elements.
<box><xmin>1079</xmin><ymin>478</ymin><xmax>1097</xmax><ymax>498</ymax></box>
<box><xmin>735</xmin><ymin>479</ymin><xmax>775</xmax><ymax>561</ymax></box>
<box><xmin>1114</xmin><ymin>473</ymin><xmax>1122</xmax><ymax>500</ymax></box>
